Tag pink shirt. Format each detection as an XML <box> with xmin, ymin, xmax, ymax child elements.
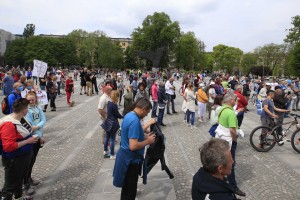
<box><xmin>151</xmin><ymin>83</ymin><xmax>158</xmax><ymax>101</ymax></box>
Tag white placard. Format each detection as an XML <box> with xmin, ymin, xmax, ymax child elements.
<box><xmin>36</xmin><ymin>90</ymin><xmax>48</xmax><ymax>106</ymax></box>
<box><xmin>33</xmin><ymin>59</ymin><xmax>48</xmax><ymax>78</ymax></box>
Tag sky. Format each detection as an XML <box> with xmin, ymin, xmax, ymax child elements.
<box><xmin>1</xmin><ymin>0</ymin><xmax>299</xmax><ymax>52</ymax></box>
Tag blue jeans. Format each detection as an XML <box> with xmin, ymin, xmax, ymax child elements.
<box><xmin>104</xmin><ymin>130</ymin><xmax>117</xmax><ymax>156</ymax></box>
<box><xmin>158</xmin><ymin>107</ymin><xmax>165</xmax><ymax>125</ymax></box>
<box><xmin>236</xmin><ymin>112</ymin><xmax>244</xmax><ymax>128</ymax></box>
<box><xmin>228</xmin><ymin>141</ymin><xmax>237</xmax><ymax>189</ymax></box>
<box><xmin>152</xmin><ymin>101</ymin><xmax>158</xmax><ymax>117</ymax></box>
<box><xmin>186</xmin><ymin>110</ymin><xmax>195</xmax><ymax>125</ymax></box>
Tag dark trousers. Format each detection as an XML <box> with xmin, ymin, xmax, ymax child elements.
<box><xmin>44</xmin><ymin>92</ymin><xmax>56</xmax><ymax>110</ymax></box>
<box><xmin>275</xmin><ymin>111</ymin><xmax>284</xmax><ymax>134</ymax></box>
<box><xmin>158</xmin><ymin>107</ymin><xmax>165</xmax><ymax>125</ymax></box>
<box><xmin>236</xmin><ymin>112</ymin><xmax>244</xmax><ymax>128</ymax></box>
<box><xmin>1</xmin><ymin>151</ymin><xmax>33</xmax><ymax>199</ymax></box>
<box><xmin>228</xmin><ymin>141</ymin><xmax>237</xmax><ymax>189</ymax></box>
<box><xmin>92</xmin><ymin>81</ymin><xmax>98</xmax><ymax>94</ymax></box>
<box><xmin>24</xmin><ymin>141</ymin><xmax>40</xmax><ymax>185</ymax></box>
<box><xmin>152</xmin><ymin>101</ymin><xmax>158</xmax><ymax>117</ymax></box>
<box><xmin>121</xmin><ymin>163</ymin><xmax>140</xmax><ymax>200</ymax></box>
<box><xmin>57</xmin><ymin>81</ymin><xmax>61</xmax><ymax>95</ymax></box>
<box><xmin>166</xmin><ymin>94</ymin><xmax>175</xmax><ymax>113</ymax></box>
<box><xmin>133</xmin><ymin>90</ymin><xmax>137</xmax><ymax>101</ymax></box>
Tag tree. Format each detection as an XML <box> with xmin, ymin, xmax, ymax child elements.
<box><xmin>131</xmin><ymin>12</ymin><xmax>181</xmax><ymax>68</ymax></box>
<box><xmin>124</xmin><ymin>46</ymin><xmax>137</xmax><ymax>68</ymax></box>
<box><xmin>285</xmin><ymin>15</ymin><xmax>300</xmax><ymax>44</ymax></box>
<box><xmin>254</xmin><ymin>43</ymin><xmax>288</xmax><ymax>75</ymax></box>
<box><xmin>241</xmin><ymin>53</ymin><xmax>258</xmax><ymax>74</ymax></box>
<box><xmin>286</xmin><ymin>42</ymin><xmax>300</xmax><ymax>76</ymax></box>
<box><xmin>23</xmin><ymin>24</ymin><xmax>35</xmax><ymax>38</ymax></box>
<box><xmin>212</xmin><ymin>44</ymin><xmax>243</xmax><ymax>73</ymax></box>
<box><xmin>175</xmin><ymin>32</ymin><xmax>200</xmax><ymax>70</ymax></box>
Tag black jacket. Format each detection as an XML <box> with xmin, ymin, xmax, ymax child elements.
<box><xmin>273</xmin><ymin>92</ymin><xmax>288</xmax><ymax>109</ymax></box>
<box><xmin>192</xmin><ymin>168</ymin><xmax>239</xmax><ymax>200</ymax></box>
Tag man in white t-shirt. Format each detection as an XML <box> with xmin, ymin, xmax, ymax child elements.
<box><xmin>165</xmin><ymin>77</ymin><xmax>177</xmax><ymax>114</ymax></box>
<box><xmin>98</xmin><ymin>86</ymin><xmax>112</xmax><ymax>120</ymax></box>
<box><xmin>270</xmin><ymin>79</ymin><xmax>278</xmax><ymax>91</ymax></box>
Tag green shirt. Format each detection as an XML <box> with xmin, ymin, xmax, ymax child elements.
<box><xmin>218</xmin><ymin>105</ymin><xmax>238</xmax><ymax>128</ymax></box>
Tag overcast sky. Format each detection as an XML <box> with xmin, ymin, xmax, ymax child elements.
<box><xmin>1</xmin><ymin>0</ymin><xmax>299</xmax><ymax>52</ymax></box>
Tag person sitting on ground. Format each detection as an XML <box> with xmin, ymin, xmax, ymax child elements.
<box><xmin>192</xmin><ymin>138</ymin><xmax>238</xmax><ymax>200</ymax></box>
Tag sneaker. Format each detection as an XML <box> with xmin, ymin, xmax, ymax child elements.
<box><xmin>198</xmin><ymin>119</ymin><xmax>204</xmax><ymax>122</ymax></box>
<box><xmin>173</xmin><ymin>111</ymin><xmax>178</xmax><ymax>114</ymax></box>
<box><xmin>103</xmin><ymin>151</ymin><xmax>108</xmax><ymax>156</ymax></box>
<box><xmin>23</xmin><ymin>187</ymin><xmax>35</xmax><ymax>196</ymax></box>
<box><xmin>234</xmin><ymin>188</ymin><xmax>246</xmax><ymax>197</ymax></box>
<box><xmin>104</xmin><ymin>154</ymin><xmax>110</xmax><ymax>158</ymax></box>
<box><xmin>191</xmin><ymin>125</ymin><xmax>197</xmax><ymax>129</ymax></box>
<box><xmin>183</xmin><ymin>120</ymin><xmax>187</xmax><ymax>124</ymax></box>
<box><xmin>29</xmin><ymin>178</ymin><xmax>40</xmax><ymax>186</ymax></box>
<box><xmin>110</xmin><ymin>155</ymin><xmax>116</xmax><ymax>160</ymax></box>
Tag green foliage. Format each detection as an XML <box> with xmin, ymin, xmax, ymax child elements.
<box><xmin>241</xmin><ymin>53</ymin><xmax>257</xmax><ymax>74</ymax></box>
<box><xmin>212</xmin><ymin>44</ymin><xmax>243</xmax><ymax>73</ymax></box>
<box><xmin>204</xmin><ymin>52</ymin><xmax>214</xmax><ymax>73</ymax></box>
<box><xmin>287</xmin><ymin>43</ymin><xmax>300</xmax><ymax>76</ymax></box>
<box><xmin>285</xmin><ymin>15</ymin><xmax>300</xmax><ymax>44</ymax></box>
<box><xmin>132</xmin><ymin>12</ymin><xmax>181</xmax><ymax>68</ymax></box>
<box><xmin>175</xmin><ymin>32</ymin><xmax>201</xmax><ymax>70</ymax></box>
<box><xmin>254</xmin><ymin>43</ymin><xmax>288</xmax><ymax>75</ymax></box>
<box><xmin>124</xmin><ymin>46</ymin><xmax>137</xmax><ymax>68</ymax></box>
<box><xmin>23</xmin><ymin>24</ymin><xmax>35</xmax><ymax>38</ymax></box>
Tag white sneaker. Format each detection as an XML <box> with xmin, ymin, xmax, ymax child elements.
<box><xmin>110</xmin><ymin>155</ymin><xmax>116</xmax><ymax>160</ymax></box>
<box><xmin>191</xmin><ymin>125</ymin><xmax>197</xmax><ymax>129</ymax></box>
<box><xmin>199</xmin><ymin>119</ymin><xmax>204</xmax><ymax>122</ymax></box>
<box><xmin>103</xmin><ymin>151</ymin><xmax>108</xmax><ymax>156</ymax></box>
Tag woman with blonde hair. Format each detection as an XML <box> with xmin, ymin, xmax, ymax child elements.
<box><xmin>101</xmin><ymin>90</ymin><xmax>123</xmax><ymax>159</ymax></box>
<box><xmin>123</xmin><ymin>85</ymin><xmax>133</xmax><ymax>116</ymax></box>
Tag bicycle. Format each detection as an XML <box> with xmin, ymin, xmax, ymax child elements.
<box><xmin>249</xmin><ymin>113</ymin><xmax>300</xmax><ymax>153</ymax></box>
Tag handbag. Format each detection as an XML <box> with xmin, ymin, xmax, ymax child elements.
<box><xmin>172</xmin><ymin>94</ymin><xmax>176</xmax><ymax>100</ymax></box>
<box><xmin>101</xmin><ymin>118</ymin><xmax>114</xmax><ymax>132</ymax></box>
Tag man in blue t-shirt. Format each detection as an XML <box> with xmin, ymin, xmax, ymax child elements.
<box><xmin>117</xmin><ymin>98</ymin><xmax>156</xmax><ymax>199</ymax></box>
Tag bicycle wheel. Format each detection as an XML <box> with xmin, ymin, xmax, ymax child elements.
<box><xmin>291</xmin><ymin>128</ymin><xmax>300</xmax><ymax>153</ymax></box>
<box><xmin>249</xmin><ymin>126</ymin><xmax>276</xmax><ymax>152</ymax></box>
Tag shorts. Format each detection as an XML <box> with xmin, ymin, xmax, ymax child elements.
<box><xmin>81</xmin><ymin>80</ymin><xmax>86</xmax><ymax>87</ymax></box>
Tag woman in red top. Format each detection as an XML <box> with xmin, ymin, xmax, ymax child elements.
<box><xmin>65</xmin><ymin>74</ymin><xmax>74</xmax><ymax>107</ymax></box>
<box><xmin>0</xmin><ymin>98</ymin><xmax>38</xmax><ymax>199</ymax></box>
<box><xmin>234</xmin><ymin>84</ymin><xmax>248</xmax><ymax>128</ymax></box>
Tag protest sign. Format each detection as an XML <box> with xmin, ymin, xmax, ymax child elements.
<box><xmin>33</xmin><ymin>59</ymin><xmax>48</xmax><ymax>78</ymax></box>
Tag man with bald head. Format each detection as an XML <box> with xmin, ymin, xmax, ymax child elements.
<box><xmin>7</xmin><ymin>82</ymin><xmax>24</xmax><ymax>114</ymax></box>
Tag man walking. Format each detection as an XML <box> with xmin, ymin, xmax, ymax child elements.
<box><xmin>165</xmin><ymin>77</ymin><xmax>177</xmax><ymax>115</ymax></box>
<box><xmin>216</xmin><ymin>93</ymin><xmax>246</xmax><ymax>197</ymax></box>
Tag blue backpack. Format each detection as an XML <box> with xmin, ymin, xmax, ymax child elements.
<box><xmin>256</xmin><ymin>99</ymin><xmax>263</xmax><ymax>115</ymax></box>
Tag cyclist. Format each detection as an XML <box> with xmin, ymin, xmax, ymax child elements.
<box><xmin>260</xmin><ymin>90</ymin><xmax>290</xmax><ymax>147</ymax></box>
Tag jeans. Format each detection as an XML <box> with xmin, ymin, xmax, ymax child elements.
<box><xmin>1</xmin><ymin>151</ymin><xmax>33</xmax><ymax>199</ymax></box>
<box><xmin>166</xmin><ymin>94</ymin><xmax>175</xmax><ymax>113</ymax></box>
<box><xmin>121</xmin><ymin>163</ymin><xmax>140</xmax><ymax>200</ymax></box>
<box><xmin>92</xmin><ymin>80</ymin><xmax>98</xmax><ymax>94</ymax></box>
<box><xmin>40</xmin><ymin>85</ymin><xmax>46</xmax><ymax>90</ymax></box>
<box><xmin>236</xmin><ymin>112</ymin><xmax>244</xmax><ymax>128</ymax></box>
<box><xmin>228</xmin><ymin>141</ymin><xmax>237</xmax><ymax>189</ymax></box>
<box><xmin>158</xmin><ymin>107</ymin><xmax>165</xmax><ymax>125</ymax></box>
<box><xmin>197</xmin><ymin>101</ymin><xmax>206</xmax><ymax>118</ymax></box>
<box><xmin>104</xmin><ymin>130</ymin><xmax>117</xmax><ymax>156</ymax></box>
<box><xmin>186</xmin><ymin>109</ymin><xmax>195</xmax><ymax>125</ymax></box>
<box><xmin>57</xmin><ymin>81</ymin><xmax>61</xmax><ymax>95</ymax></box>
<box><xmin>152</xmin><ymin>101</ymin><xmax>158</xmax><ymax>117</ymax></box>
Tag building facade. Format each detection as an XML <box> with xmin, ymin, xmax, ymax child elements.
<box><xmin>0</xmin><ymin>29</ymin><xmax>16</xmax><ymax>56</ymax></box>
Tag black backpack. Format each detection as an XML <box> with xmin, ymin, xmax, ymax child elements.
<box><xmin>2</xmin><ymin>93</ymin><xmax>17</xmax><ymax>115</ymax></box>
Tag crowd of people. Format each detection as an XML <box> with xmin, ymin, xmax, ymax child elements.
<box><xmin>1</xmin><ymin>64</ymin><xmax>300</xmax><ymax>199</ymax></box>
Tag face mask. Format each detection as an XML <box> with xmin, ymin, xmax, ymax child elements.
<box><xmin>27</xmin><ymin>86</ymin><xmax>32</xmax><ymax>90</ymax></box>
<box><xmin>18</xmin><ymin>86</ymin><xmax>24</xmax><ymax>91</ymax></box>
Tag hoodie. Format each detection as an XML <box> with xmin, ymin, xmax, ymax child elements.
<box><xmin>192</xmin><ymin>168</ymin><xmax>239</xmax><ymax>200</ymax></box>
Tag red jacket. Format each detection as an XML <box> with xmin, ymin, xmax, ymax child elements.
<box><xmin>151</xmin><ymin>83</ymin><xmax>158</xmax><ymax>101</ymax></box>
<box><xmin>234</xmin><ymin>90</ymin><xmax>248</xmax><ymax>110</ymax></box>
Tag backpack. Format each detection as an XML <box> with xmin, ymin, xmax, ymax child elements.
<box><xmin>2</xmin><ymin>93</ymin><xmax>17</xmax><ymax>115</ymax></box>
<box><xmin>256</xmin><ymin>99</ymin><xmax>263</xmax><ymax>115</ymax></box>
